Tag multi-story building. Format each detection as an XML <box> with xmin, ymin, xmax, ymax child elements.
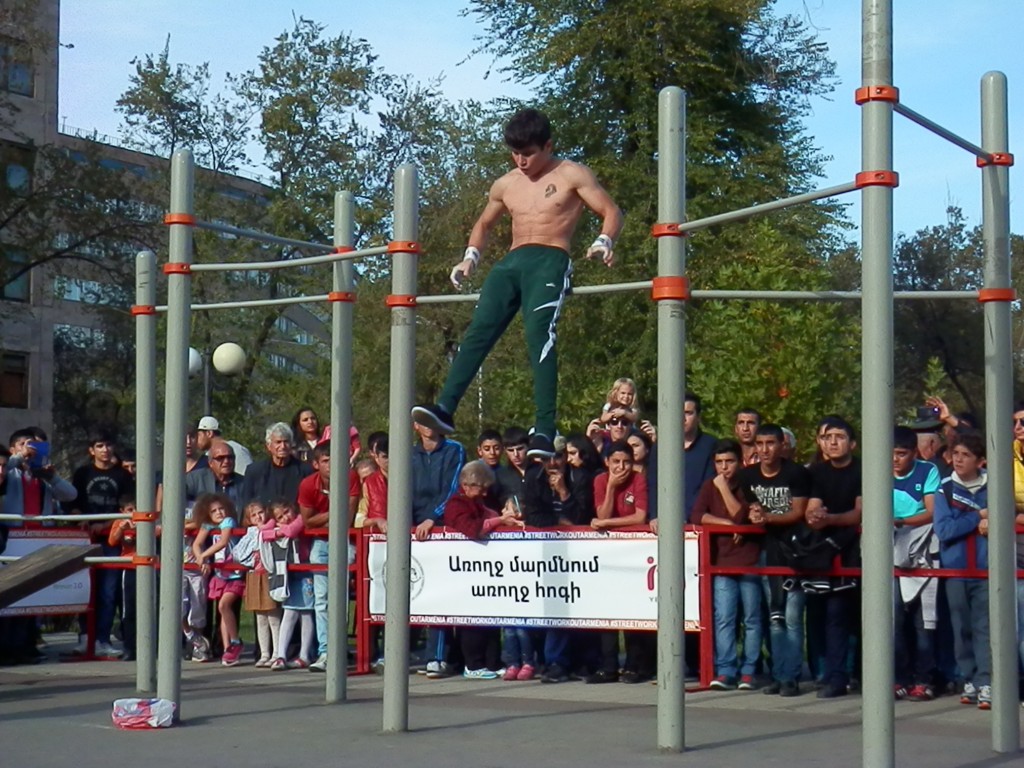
<box><xmin>0</xmin><ymin>0</ymin><xmax>300</xmax><ymax>451</ymax></box>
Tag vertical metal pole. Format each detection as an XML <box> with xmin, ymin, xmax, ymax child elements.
<box><xmin>382</xmin><ymin>163</ymin><xmax>418</xmax><ymax>733</ymax></box>
<box><xmin>860</xmin><ymin>2</ymin><xmax>895</xmax><ymax>766</ymax></box>
<box><xmin>156</xmin><ymin>150</ymin><xmax>194</xmax><ymax>719</ymax></box>
<box><xmin>202</xmin><ymin>354</ymin><xmax>212</xmax><ymax>416</ymax></box>
<box><xmin>326</xmin><ymin>191</ymin><xmax>356</xmax><ymax>703</ymax></box>
<box><xmin>656</xmin><ymin>85</ymin><xmax>687</xmax><ymax>753</ymax></box>
<box><xmin>134</xmin><ymin>250</ymin><xmax>157</xmax><ymax>694</ymax></box>
<box><xmin>980</xmin><ymin>70</ymin><xmax>1019</xmax><ymax>754</ymax></box>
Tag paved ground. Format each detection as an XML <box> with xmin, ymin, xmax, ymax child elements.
<box><xmin>2</xmin><ymin>635</ymin><xmax>1022</xmax><ymax>767</ymax></box>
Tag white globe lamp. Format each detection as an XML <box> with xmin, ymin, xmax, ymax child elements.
<box><xmin>212</xmin><ymin>342</ymin><xmax>246</xmax><ymax>375</ymax></box>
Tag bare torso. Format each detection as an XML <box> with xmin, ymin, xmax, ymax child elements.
<box><xmin>497</xmin><ymin>159</ymin><xmax>587</xmax><ymax>252</ymax></box>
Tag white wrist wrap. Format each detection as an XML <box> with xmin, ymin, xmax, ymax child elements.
<box><xmin>464</xmin><ymin>246</ymin><xmax>481</xmax><ymax>265</ymax></box>
<box><xmin>592</xmin><ymin>234</ymin><xmax>613</xmax><ymax>250</ymax></box>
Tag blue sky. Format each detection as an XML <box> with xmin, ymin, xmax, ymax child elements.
<box><xmin>58</xmin><ymin>0</ymin><xmax>1020</xmax><ymax>239</ymax></box>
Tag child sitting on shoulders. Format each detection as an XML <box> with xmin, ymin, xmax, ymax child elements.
<box><xmin>261</xmin><ymin>498</ymin><xmax>315</xmax><ymax>671</ymax></box>
<box><xmin>191</xmin><ymin>493</ymin><xmax>246</xmax><ymax>666</ymax></box>
<box><xmin>444</xmin><ymin>461</ymin><xmax>524</xmax><ymax>680</ymax></box>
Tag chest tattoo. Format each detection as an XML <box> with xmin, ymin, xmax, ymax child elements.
<box><xmin>544</xmin><ymin>183</ymin><xmax>557</xmax><ymax>198</ymax></box>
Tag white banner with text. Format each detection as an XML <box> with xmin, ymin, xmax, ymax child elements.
<box><xmin>368</xmin><ymin>530</ymin><xmax>700</xmax><ymax>630</ymax></box>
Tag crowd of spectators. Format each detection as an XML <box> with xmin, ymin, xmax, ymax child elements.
<box><xmin>1</xmin><ymin>388</ymin><xmax>1023</xmax><ymax>709</ymax></box>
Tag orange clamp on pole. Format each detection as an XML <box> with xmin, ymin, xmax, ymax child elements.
<box><xmin>385</xmin><ymin>294</ymin><xmax>417</xmax><ymax>308</ymax></box>
<box><xmin>132</xmin><ymin>554</ymin><xmax>159</xmax><ymax>567</ymax></box>
<box><xmin>132</xmin><ymin>511</ymin><xmax>159</xmax><ymax>523</ymax></box>
<box><xmin>651</xmin><ymin>276</ymin><xmax>690</xmax><ymax>302</ymax></box>
<box><xmin>854</xmin><ymin>85</ymin><xmax>899</xmax><ymax>105</ymax></box>
<box><xmin>387</xmin><ymin>241</ymin><xmax>421</xmax><ymax>254</ymax></box>
<box><xmin>651</xmin><ymin>223</ymin><xmax>687</xmax><ymax>238</ymax></box>
<box><xmin>328</xmin><ymin>291</ymin><xmax>356</xmax><ymax>303</ymax></box>
<box><xmin>130</xmin><ymin>305</ymin><xmax>157</xmax><ymax>316</ymax></box>
<box><xmin>162</xmin><ymin>263</ymin><xmax>191</xmax><ymax>275</ymax></box>
<box><xmin>855</xmin><ymin>171</ymin><xmax>899</xmax><ymax>188</ymax></box>
<box><xmin>163</xmin><ymin>213</ymin><xmax>196</xmax><ymax>226</ymax></box>
<box><xmin>977</xmin><ymin>288</ymin><xmax>1017</xmax><ymax>304</ymax></box>
<box><xmin>334</xmin><ymin>245</ymin><xmax>356</xmax><ymax>254</ymax></box>
<box><xmin>977</xmin><ymin>152</ymin><xmax>1014</xmax><ymax>168</ymax></box>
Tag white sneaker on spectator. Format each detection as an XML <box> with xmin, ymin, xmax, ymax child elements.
<box><xmin>310</xmin><ymin>654</ymin><xmax>328</xmax><ymax>672</ymax></box>
<box><xmin>95</xmin><ymin>641</ymin><xmax>123</xmax><ymax>659</ymax></box>
<box><xmin>191</xmin><ymin>635</ymin><xmax>212</xmax><ymax>663</ymax></box>
<box><xmin>71</xmin><ymin>636</ymin><xmax>88</xmax><ymax>655</ymax></box>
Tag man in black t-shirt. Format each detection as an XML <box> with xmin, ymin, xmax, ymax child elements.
<box><xmin>805</xmin><ymin>417</ymin><xmax>862</xmax><ymax>698</ymax></box>
<box><xmin>738</xmin><ymin>423</ymin><xmax>810</xmax><ymax>697</ymax></box>
<box><xmin>71</xmin><ymin>429</ymin><xmax>135</xmax><ymax>657</ymax></box>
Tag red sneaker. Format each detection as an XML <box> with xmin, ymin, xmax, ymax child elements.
<box><xmin>517</xmin><ymin>664</ymin><xmax>536</xmax><ymax>681</ymax></box>
<box><xmin>503</xmin><ymin>665</ymin><xmax>520</xmax><ymax>681</ymax></box>
<box><xmin>221</xmin><ymin>640</ymin><xmax>243</xmax><ymax>667</ymax></box>
<box><xmin>907</xmin><ymin>684</ymin><xmax>935</xmax><ymax>702</ymax></box>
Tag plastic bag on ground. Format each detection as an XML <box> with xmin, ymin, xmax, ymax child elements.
<box><xmin>111</xmin><ymin>697</ymin><xmax>175</xmax><ymax>729</ymax></box>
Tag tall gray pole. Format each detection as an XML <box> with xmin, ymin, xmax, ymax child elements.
<box><xmin>134</xmin><ymin>250</ymin><xmax>158</xmax><ymax>693</ymax></box>
<box><xmin>382</xmin><ymin>163</ymin><xmax>418</xmax><ymax>733</ymax></box>
<box><xmin>860</xmin><ymin>0</ymin><xmax>898</xmax><ymax>764</ymax></box>
<box><xmin>655</xmin><ymin>85</ymin><xmax>687</xmax><ymax>753</ymax></box>
<box><xmin>326</xmin><ymin>191</ymin><xmax>356</xmax><ymax>703</ymax></box>
<box><xmin>860</xmin><ymin>2</ymin><xmax>896</xmax><ymax>766</ymax></box>
<box><xmin>980</xmin><ymin>71</ymin><xmax>1019</xmax><ymax>754</ymax></box>
<box><xmin>156</xmin><ymin>150</ymin><xmax>195</xmax><ymax>718</ymax></box>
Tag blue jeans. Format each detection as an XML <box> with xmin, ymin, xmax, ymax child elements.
<box><xmin>713</xmin><ymin>575</ymin><xmax>762</xmax><ymax>679</ymax></box>
<box><xmin>95</xmin><ymin>542</ymin><xmax>122</xmax><ymax>643</ymax></box>
<box><xmin>310</xmin><ymin>539</ymin><xmax>329</xmax><ymax>657</ymax></box>
<box><xmin>503</xmin><ymin>627</ymin><xmax>535</xmax><ymax>667</ymax></box>
<box><xmin>762</xmin><ymin>580</ymin><xmax>806</xmax><ymax>683</ymax></box>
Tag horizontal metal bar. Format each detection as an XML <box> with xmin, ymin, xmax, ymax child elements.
<box><xmin>894</xmin><ymin>103</ymin><xmax>989</xmax><ymax>159</ymax></box>
<box><xmin>677</xmin><ymin>181</ymin><xmax>860</xmax><ymax>234</ymax></box>
<box><xmin>693</xmin><ymin>289</ymin><xmax>978</xmax><ymax>301</ymax></box>
<box><xmin>155</xmin><ymin>293</ymin><xmax>331</xmax><ymax>313</ymax></box>
<box><xmin>194</xmin><ymin>219</ymin><xmax>336</xmax><ymax>252</ymax></box>
<box><xmin>417</xmin><ymin>287</ymin><xmax>980</xmax><ymax>304</ymax></box>
<box><xmin>0</xmin><ymin>513</ymin><xmax>129</xmax><ymax>522</ymax></box>
<box><xmin>0</xmin><ymin>555</ymin><xmax>133</xmax><ymax>564</ymax></box>
<box><xmin>189</xmin><ymin>245</ymin><xmax>389</xmax><ymax>273</ymax></box>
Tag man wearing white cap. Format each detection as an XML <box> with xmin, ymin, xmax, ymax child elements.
<box><xmin>196</xmin><ymin>416</ymin><xmax>252</xmax><ymax>475</ymax></box>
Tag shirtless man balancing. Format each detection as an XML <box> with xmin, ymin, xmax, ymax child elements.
<box><xmin>412</xmin><ymin>109</ymin><xmax>623</xmax><ymax>457</ymax></box>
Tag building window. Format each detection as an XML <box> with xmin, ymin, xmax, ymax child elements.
<box><xmin>1</xmin><ymin>248</ymin><xmax>30</xmax><ymax>302</ymax></box>
<box><xmin>0</xmin><ymin>38</ymin><xmax>34</xmax><ymax>97</ymax></box>
<box><xmin>1</xmin><ymin>142</ymin><xmax>34</xmax><ymax>192</ymax></box>
<box><xmin>0</xmin><ymin>352</ymin><xmax>29</xmax><ymax>408</ymax></box>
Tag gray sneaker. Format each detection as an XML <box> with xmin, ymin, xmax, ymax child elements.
<box><xmin>310</xmin><ymin>653</ymin><xmax>328</xmax><ymax>672</ymax></box>
<box><xmin>191</xmin><ymin>635</ymin><xmax>212</xmax><ymax>663</ymax></box>
<box><xmin>425</xmin><ymin>660</ymin><xmax>452</xmax><ymax>679</ymax></box>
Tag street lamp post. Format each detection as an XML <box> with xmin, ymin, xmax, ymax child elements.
<box><xmin>188</xmin><ymin>342</ymin><xmax>246</xmax><ymax>416</ymax></box>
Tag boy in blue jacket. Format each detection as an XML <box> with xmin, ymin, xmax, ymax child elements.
<box><xmin>933</xmin><ymin>431</ymin><xmax>990</xmax><ymax>709</ymax></box>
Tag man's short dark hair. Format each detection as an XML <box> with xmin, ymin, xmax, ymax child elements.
<box><xmin>711</xmin><ymin>439</ymin><xmax>741</xmax><ymax>460</ymax></box>
<box><xmin>504</xmin><ymin>109</ymin><xmax>552</xmax><ymax>150</ymax></box>
<box><xmin>502</xmin><ymin>426</ymin><xmax>529</xmax><ymax>447</ymax></box>
<box><xmin>367</xmin><ymin>431</ymin><xmax>388</xmax><ymax>453</ymax></box>
<box><xmin>755</xmin><ymin>423</ymin><xmax>783</xmax><ymax>442</ymax></box>
<box><xmin>820</xmin><ymin>416</ymin><xmax>857</xmax><ymax>442</ymax></box>
<box><xmin>894</xmin><ymin>426</ymin><xmax>918</xmax><ymax>452</ymax></box>
<box><xmin>313</xmin><ymin>440</ymin><xmax>331</xmax><ymax>462</ymax></box>
<box><xmin>606</xmin><ymin>440</ymin><xmax>634</xmax><ymax>462</ymax></box>
<box><xmin>88</xmin><ymin>428</ymin><xmax>115</xmax><ymax>447</ymax></box>
<box><xmin>477</xmin><ymin>429</ymin><xmax>502</xmax><ymax>447</ymax></box>
<box><xmin>1014</xmin><ymin>401</ymin><xmax>1024</xmax><ymax>415</ymax></box>
<box><xmin>736</xmin><ymin>408</ymin><xmax>761</xmax><ymax>425</ymax></box>
<box><xmin>9</xmin><ymin>428</ymin><xmax>35</xmax><ymax>448</ymax></box>
<box><xmin>684</xmin><ymin>392</ymin><xmax>702</xmax><ymax>413</ymax></box>
<box><xmin>955</xmin><ymin>411</ymin><xmax>978</xmax><ymax>430</ymax></box>
<box><xmin>953</xmin><ymin>430</ymin><xmax>985</xmax><ymax>459</ymax></box>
